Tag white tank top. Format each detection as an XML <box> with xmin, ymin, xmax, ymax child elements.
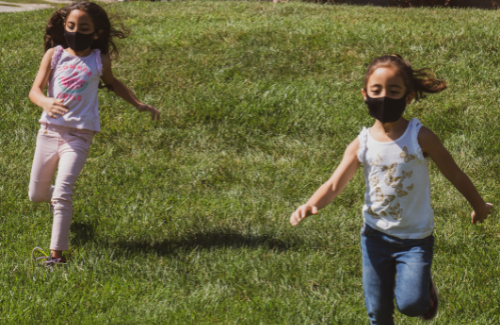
<box><xmin>357</xmin><ymin>118</ymin><xmax>434</xmax><ymax>239</ymax></box>
<box><xmin>39</xmin><ymin>45</ymin><xmax>103</xmax><ymax>132</ymax></box>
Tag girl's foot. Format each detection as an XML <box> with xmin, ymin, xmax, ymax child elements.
<box><xmin>44</xmin><ymin>255</ymin><xmax>67</xmax><ymax>267</ymax></box>
<box><xmin>420</xmin><ymin>278</ymin><xmax>439</xmax><ymax>320</ymax></box>
<box><xmin>32</xmin><ymin>247</ymin><xmax>67</xmax><ymax>267</ymax></box>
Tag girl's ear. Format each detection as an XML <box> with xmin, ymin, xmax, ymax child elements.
<box><xmin>361</xmin><ymin>88</ymin><xmax>367</xmax><ymax>101</ymax></box>
<box><xmin>406</xmin><ymin>92</ymin><xmax>415</xmax><ymax>105</ymax></box>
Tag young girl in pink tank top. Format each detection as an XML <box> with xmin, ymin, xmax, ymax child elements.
<box><xmin>289</xmin><ymin>55</ymin><xmax>493</xmax><ymax>324</ymax></box>
<box><xmin>29</xmin><ymin>2</ymin><xmax>159</xmax><ymax>267</ymax></box>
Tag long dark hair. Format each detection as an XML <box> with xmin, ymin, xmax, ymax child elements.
<box><xmin>364</xmin><ymin>54</ymin><xmax>447</xmax><ymax>102</ymax></box>
<box><xmin>44</xmin><ymin>1</ymin><xmax>127</xmax><ymax>59</ymax></box>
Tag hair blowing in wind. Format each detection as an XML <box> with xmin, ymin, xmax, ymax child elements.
<box><xmin>364</xmin><ymin>54</ymin><xmax>448</xmax><ymax>102</ymax></box>
<box><xmin>44</xmin><ymin>1</ymin><xmax>127</xmax><ymax>59</ymax></box>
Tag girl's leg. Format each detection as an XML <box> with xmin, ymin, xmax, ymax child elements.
<box><xmin>393</xmin><ymin>235</ymin><xmax>434</xmax><ymax>317</ymax></box>
<box><xmin>361</xmin><ymin>224</ymin><xmax>396</xmax><ymax>325</ymax></box>
<box><xmin>50</xmin><ymin>129</ymin><xmax>93</xmax><ymax>254</ymax></box>
<box><xmin>29</xmin><ymin>127</ymin><xmax>59</xmax><ymax>203</ymax></box>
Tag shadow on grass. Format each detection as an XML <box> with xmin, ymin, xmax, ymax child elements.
<box><xmin>70</xmin><ymin>219</ymin><xmax>302</xmax><ymax>256</ymax></box>
<box><xmin>71</xmin><ymin>219</ymin><xmax>99</xmax><ymax>247</ymax></box>
<box><xmin>113</xmin><ymin>230</ymin><xmax>294</xmax><ymax>257</ymax></box>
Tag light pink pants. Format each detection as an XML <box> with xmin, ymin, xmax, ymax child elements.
<box><xmin>29</xmin><ymin>124</ymin><xmax>94</xmax><ymax>251</ymax></box>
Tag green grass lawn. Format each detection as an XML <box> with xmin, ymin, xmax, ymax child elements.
<box><xmin>1</xmin><ymin>1</ymin><xmax>499</xmax><ymax>324</ymax></box>
<box><xmin>0</xmin><ymin>0</ymin><xmax>55</xmax><ymax>5</ymax></box>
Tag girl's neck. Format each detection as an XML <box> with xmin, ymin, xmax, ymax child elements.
<box><xmin>64</xmin><ymin>47</ymin><xmax>93</xmax><ymax>58</ymax></box>
<box><xmin>369</xmin><ymin>117</ymin><xmax>410</xmax><ymax>143</ymax></box>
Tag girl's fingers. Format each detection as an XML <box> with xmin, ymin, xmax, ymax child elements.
<box><xmin>151</xmin><ymin>109</ymin><xmax>159</xmax><ymax>121</ymax></box>
<box><xmin>54</xmin><ymin>100</ymin><xmax>64</xmax><ymax>107</ymax></box>
<box><xmin>290</xmin><ymin>205</ymin><xmax>318</xmax><ymax>226</ymax></box>
<box><xmin>292</xmin><ymin>208</ymin><xmax>305</xmax><ymax>225</ymax></box>
<box><xmin>150</xmin><ymin>107</ymin><xmax>160</xmax><ymax>120</ymax></box>
<box><xmin>53</xmin><ymin>102</ymin><xmax>69</xmax><ymax>112</ymax></box>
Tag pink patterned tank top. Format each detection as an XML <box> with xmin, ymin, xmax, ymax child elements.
<box><xmin>39</xmin><ymin>45</ymin><xmax>103</xmax><ymax>132</ymax></box>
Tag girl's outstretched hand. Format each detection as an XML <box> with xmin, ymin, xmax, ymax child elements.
<box><xmin>42</xmin><ymin>98</ymin><xmax>68</xmax><ymax>119</ymax></box>
<box><xmin>137</xmin><ymin>104</ymin><xmax>160</xmax><ymax>121</ymax></box>
<box><xmin>290</xmin><ymin>205</ymin><xmax>318</xmax><ymax>226</ymax></box>
<box><xmin>471</xmin><ymin>203</ymin><xmax>493</xmax><ymax>224</ymax></box>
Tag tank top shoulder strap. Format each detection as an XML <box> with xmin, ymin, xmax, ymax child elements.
<box><xmin>51</xmin><ymin>45</ymin><xmax>64</xmax><ymax>70</ymax></box>
<box><xmin>411</xmin><ymin>118</ymin><xmax>425</xmax><ymax>161</ymax></box>
<box><xmin>357</xmin><ymin>126</ymin><xmax>369</xmax><ymax>164</ymax></box>
<box><xmin>93</xmin><ymin>49</ymin><xmax>103</xmax><ymax>76</ymax></box>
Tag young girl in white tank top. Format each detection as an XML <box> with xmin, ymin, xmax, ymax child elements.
<box><xmin>290</xmin><ymin>54</ymin><xmax>493</xmax><ymax>324</ymax></box>
<box><xmin>29</xmin><ymin>2</ymin><xmax>160</xmax><ymax>267</ymax></box>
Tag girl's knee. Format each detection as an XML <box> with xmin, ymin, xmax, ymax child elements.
<box><xmin>397</xmin><ymin>298</ymin><xmax>428</xmax><ymax>317</ymax></box>
<box><xmin>29</xmin><ymin>190</ymin><xmax>48</xmax><ymax>203</ymax></box>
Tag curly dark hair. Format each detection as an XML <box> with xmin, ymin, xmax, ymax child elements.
<box><xmin>364</xmin><ymin>54</ymin><xmax>447</xmax><ymax>102</ymax></box>
<box><xmin>44</xmin><ymin>1</ymin><xmax>127</xmax><ymax>59</ymax></box>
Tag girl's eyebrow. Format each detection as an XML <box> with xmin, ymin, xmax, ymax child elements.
<box><xmin>66</xmin><ymin>21</ymin><xmax>91</xmax><ymax>27</ymax></box>
<box><xmin>369</xmin><ymin>84</ymin><xmax>402</xmax><ymax>89</ymax></box>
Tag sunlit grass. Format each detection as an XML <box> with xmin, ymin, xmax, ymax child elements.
<box><xmin>0</xmin><ymin>2</ymin><xmax>499</xmax><ymax>323</ymax></box>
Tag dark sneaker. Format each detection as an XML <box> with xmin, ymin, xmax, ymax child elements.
<box><xmin>44</xmin><ymin>256</ymin><xmax>67</xmax><ymax>267</ymax></box>
<box><xmin>32</xmin><ymin>247</ymin><xmax>67</xmax><ymax>267</ymax></box>
<box><xmin>420</xmin><ymin>277</ymin><xmax>439</xmax><ymax>320</ymax></box>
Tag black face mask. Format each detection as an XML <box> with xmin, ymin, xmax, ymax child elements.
<box><xmin>64</xmin><ymin>31</ymin><xmax>95</xmax><ymax>52</ymax></box>
<box><xmin>364</xmin><ymin>91</ymin><xmax>407</xmax><ymax>124</ymax></box>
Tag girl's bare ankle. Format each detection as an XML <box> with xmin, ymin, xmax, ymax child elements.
<box><xmin>51</xmin><ymin>250</ymin><xmax>63</xmax><ymax>258</ymax></box>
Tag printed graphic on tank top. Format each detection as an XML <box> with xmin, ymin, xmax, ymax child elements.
<box><xmin>357</xmin><ymin>118</ymin><xmax>434</xmax><ymax>239</ymax></box>
<box><xmin>39</xmin><ymin>45</ymin><xmax>103</xmax><ymax>132</ymax></box>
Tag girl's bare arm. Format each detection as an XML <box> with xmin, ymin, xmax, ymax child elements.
<box><xmin>418</xmin><ymin>127</ymin><xmax>492</xmax><ymax>224</ymax></box>
<box><xmin>29</xmin><ymin>49</ymin><xmax>69</xmax><ymax>118</ymax></box>
<box><xmin>100</xmin><ymin>54</ymin><xmax>160</xmax><ymax>121</ymax></box>
<box><xmin>290</xmin><ymin>138</ymin><xmax>360</xmax><ymax>226</ymax></box>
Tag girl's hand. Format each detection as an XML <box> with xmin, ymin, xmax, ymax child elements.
<box><xmin>136</xmin><ymin>104</ymin><xmax>160</xmax><ymax>121</ymax></box>
<box><xmin>42</xmin><ymin>98</ymin><xmax>68</xmax><ymax>119</ymax></box>
<box><xmin>290</xmin><ymin>205</ymin><xmax>318</xmax><ymax>226</ymax></box>
<box><xmin>471</xmin><ymin>203</ymin><xmax>493</xmax><ymax>224</ymax></box>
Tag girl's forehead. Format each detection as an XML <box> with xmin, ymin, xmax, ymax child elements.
<box><xmin>66</xmin><ymin>9</ymin><xmax>93</xmax><ymax>24</ymax></box>
<box><xmin>368</xmin><ymin>67</ymin><xmax>404</xmax><ymax>86</ymax></box>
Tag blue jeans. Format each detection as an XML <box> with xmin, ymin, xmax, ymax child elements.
<box><xmin>361</xmin><ymin>223</ymin><xmax>434</xmax><ymax>325</ymax></box>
